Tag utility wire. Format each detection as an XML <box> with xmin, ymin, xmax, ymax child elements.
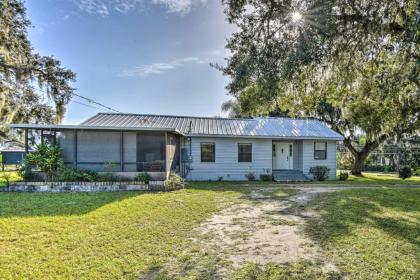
<box><xmin>1</xmin><ymin>78</ymin><xmax>122</xmax><ymax>113</ymax></box>
<box><xmin>71</xmin><ymin>100</ymin><xmax>105</xmax><ymax>111</ymax></box>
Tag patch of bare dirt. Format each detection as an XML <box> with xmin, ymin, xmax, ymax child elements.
<box><xmin>193</xmin><ymin>186</ymin><xmax>345</xmax><ymax>269</ymax></box>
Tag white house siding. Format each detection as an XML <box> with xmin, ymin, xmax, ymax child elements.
<box><xmin>187</xmin><ymin>137</ymin><xmax>272</xmax><ymax>181</ymax></box>
<box><xmin>301</xmin><ymin>140</ymin><xmax>337</xmax><ymax>180</ymax></box>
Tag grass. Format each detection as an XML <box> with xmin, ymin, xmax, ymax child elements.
<box><xmin>305</xmin><ymin>188</ymin><xmax>420</xmax><ymax>280</ymax></box>
<box><xmin>0</xmin><ymin>183</ymin><xmax>258</xmax><ymax>279</ymax></box>
<box><xmin>333</xmin><ymin>171</ymin><xmax>420</xmax><ymax>186</ymax></box>
<box><xmin>0</xmin><ymin>177</ymin><xmax>419</xmax><ymax>279</ymax></box>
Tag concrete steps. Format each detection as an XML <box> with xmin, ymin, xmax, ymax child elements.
<box><xmin>273</xmin><ymin>169</ymin><xmax>309</xmax><ymax>182</ymax></box>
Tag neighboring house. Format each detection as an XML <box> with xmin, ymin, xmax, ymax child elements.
<box><xmin>10</xmin><ymin>113</ymin><xmax>343</xmax><ymax>181</ymax></box>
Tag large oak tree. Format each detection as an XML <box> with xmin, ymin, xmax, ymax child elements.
<box><xmin>219</xmin><ymin>0</ymin><xmax>419</xmax><ymax>174</ymax></box>
<box><xmin>0</xmin><ymin>0</ymin><xmax>75</xmax><ymax>138</ymax></box>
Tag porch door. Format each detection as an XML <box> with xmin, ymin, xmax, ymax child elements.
<box><xmin>273</xmin><ymin>142</ymin><xmax>293</xmax><ymax>169</ymax></box>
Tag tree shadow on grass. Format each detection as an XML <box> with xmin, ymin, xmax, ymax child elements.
<box><xmin>0</xmin><ymin>191</ymin><xmax>146</xmax><ymax>218</ymax></box>
<box><xmin>304</xmin><ymin>188</ymin><xmax>420</xmax><ymax>249</ymax></box>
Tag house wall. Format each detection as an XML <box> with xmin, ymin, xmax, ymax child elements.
<box><xmin>301</xmin><ymin>140</ymin><xmax>337</xmax><ymax>180</ymax></box>
<box><xmin>185</xmin><ymin>137</ymin><xmax>272</xmax><ymax>181</ymax></box>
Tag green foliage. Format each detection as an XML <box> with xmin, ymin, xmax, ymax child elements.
<box><xmin>220</xmin><ymin>0</ymin><xmax>419</xmax><ymax>175</ymax></box>
<box><xmin>164</xmin><ymin>174</ymin><xmax>185</xmax><ymax>191</ymax></box>
<box><xmin>384</xmin><ymin>164</ymin><xmax>396</xmax><ymax>173</ymax></box>
<box><xmin>337</xmin><ymin>153</ymin><xmax>353</xmax><ymax>170</ymax></box>
<box><xmin>55</xmin><ymin>166</ymin><xmax>100</xmax><ymax>182</ymax></box>
<box><xmin>0</xmin><ymin>171</ymin><xmax>13</xmax><ymax>187</ymax></box>
<box><xmin>398</xmin><ymin>166</ymin><xmax>412</xmax><ymax>180</ymax></box>
<box><xmin>245</xmin><ymin>172</ymin><xmax>256</xmax><ymax>181</ymax></box>
<box><xmin>339</xmin><ymin>172</ymin><xmax>349</xmax><ymax>181</ymax></box>
<box><xmin>135</xmin><ymin>172</ymin><xmax>151</xmax><ymax>184</ymax></box>
<box><xmin>23</xmin><ymin>144</ymin><xmax>63</xmax><ymax>181</ymax></box>
<box><xmin>309</xmin><ymin>166</ymin><xmax>330</xmax><ymax>181</ymax></box>
<box><xmin>259</xmin><ymin>174</ymin><xmax>272</xmax><ymax>181</ymax></box>
<box><xmin>0</xmin><ymin>0</ymin><xmax>76</xmax><ymax>136</ymax></box>
<box><xmin>98</xmin><ymin>172</ymin><xmax>117</xmax><ymax>182</ymax></box>
<box><xmin>363</xmin><ymin>165</ymin><xmax>385</xmax><ymax>172</ymax></box>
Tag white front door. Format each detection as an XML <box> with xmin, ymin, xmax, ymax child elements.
<box><xmin>273</xmin><ymin>142</ymin><xmax>293</xmax><ymax>169</ymax></box>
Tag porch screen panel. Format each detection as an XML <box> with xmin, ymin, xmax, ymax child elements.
<box><xmin>137</xmin><ymin>132</ymin><xmax>165</xmax><ymax>171</ymax></box>
<box><xmin>57</xmin><ymin>131</ymin><xmax>74</xmax><ymax>163</ymax></box>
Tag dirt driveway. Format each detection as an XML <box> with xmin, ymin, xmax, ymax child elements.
<box><xmin>193</xmin><ymin>186</ymin><xmax>352</xmax><ymax>272</ymax></box>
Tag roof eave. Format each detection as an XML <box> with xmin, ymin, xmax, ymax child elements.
<box><xmin>186</xmin><ymin>133</ymin><xmax>344</xmax><ymax>141</ymax></box>
<box><xmin>8</xmin><ymin>124</ymin><xmax>184</xmax><ymax>134</ymax></box>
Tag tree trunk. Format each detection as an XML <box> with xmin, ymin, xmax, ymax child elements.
<box><xmin>343</xmin><ymin>137</ymin><xmax>386</xmax><ymax>176</ymax></box>
<box><xmin>351</xmin><ymin>152</ymin><xmax>369</xmax><ymax>175</ymax></box>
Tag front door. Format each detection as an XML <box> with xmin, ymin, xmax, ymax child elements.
<box><xmin>273</xmin><ymin>142</ymin><xmax>293</xmax><ymax>169</ymax></box>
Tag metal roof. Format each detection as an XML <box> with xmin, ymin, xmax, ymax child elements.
<box><xmin>9</xmin><ymin>113</ymin><xmax>343</xmax><ymax>140</ymax></box>
<box><xmin>79</xmin><ymin>113</ymin><xmax>343</xmax><ymax>140</ymax></box>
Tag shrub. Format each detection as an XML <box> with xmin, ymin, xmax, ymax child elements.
<box><xmin>363</xmin><ymin>165</ymin><xmax>385</xmax><ymax>172</ymax></box>
<box><xmin>259</xmin><ymin>174</ymin><xmax>272</xmax><ymax>181</ymax></box>
<box><xmin>56</xmin><ymin>166</ymin><xmax>81</xmax><ymax>182</ymax></box>
<box><xmin>23</xmin><ymin>144</ymin><xmax>63</xmax><ymax>181</ymax></box>
<box><xmin>98</xmin><ymin>172</ymin><xmax>117</xmax><ymax>182</ymax></box>
<box><xmin>218</xmin><ymin>176</ymin><xmax>223</xmax><ymax>181</ymax></box>
<box><xmin>384</xmin><ymin>164</ymin><xmax>396</xmax><ymax>173</ymax></box>
<box><xmin>339</xmin><ymin>171</ymin><xmax>349</xmax><ymax>181</ymax></box>
<box><xmin>245</xmin><ymin>172</ymin><xmax>256</xmax><ymax>181</ymax></box>
<box><xmin>309</xmin><ymin>166</ymin><xmax>330</xmax><ymax>181</ymax></box>
<box><xmin>399</xmin><ymin>166</ymin><xmax>412</xmax><ymax>180</ymax></box>
<box><xmin>135</xmin><ymin>172</ymin><xmax>152</xmax><ymax>184</ymax></box>
<box><xmin>0</xmin><ymin>172</ymin><xmax>13</xmax><ymax>187</ymax></box>
<box><xmin>78</xmin><ymin>169</ymin><xmax>99</xmax><ymax>182</ymax></box>
<box><xmin>164</xmin><ymin>174</ymin><xmax>185</xmax><ymax>191</ymax></box>
<box><xmin>18</xmin><ymin>162</ymin><xmax>44</xmax><ymax>182</ymax></box>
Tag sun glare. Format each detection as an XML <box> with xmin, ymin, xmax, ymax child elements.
<box><xmin>291</xmin><ymin>11</ymin><xmax>302</xmax><ymax>22</ymax></box>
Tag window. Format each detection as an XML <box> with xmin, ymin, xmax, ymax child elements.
<box><xmin>314</xmin><ymin>141</ymin><xmax>327</xmax><ymax>160</ymax></box>
<box><xmin>201</xmin><ymin>143</ymin><xmax>215</xmax><ymax>162</ymax></box>
<box><xmin>238</xmin><ymin>143</ymin><xmax>252</xmax><ymax>162</ymax></box>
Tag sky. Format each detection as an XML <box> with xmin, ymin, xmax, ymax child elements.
<box><xmin>25</xmin><ymin>0</ymin><xmax>236</xmax><ymax>124</ymax></box>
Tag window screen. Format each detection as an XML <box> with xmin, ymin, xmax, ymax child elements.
<box><xmin>201</xmin><ymin>143</ymin><xmax>215</xmax><ymax>162</ymax></box>
<box><xmin>314</xmin><ymin>141</ymin><xmax>327</xmax><ymax>160</ymax></box>
<box><xmin>238</xmin><ymin>143</ymin><xmax>252</xmax><ymax>162</ymax></box>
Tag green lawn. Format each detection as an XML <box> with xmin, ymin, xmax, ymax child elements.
<box><xmin>333</xmin><ymin>171</ymin><xmax>420</xmax><ymax>186</ymax></box>
<box><xmin>0</xmin><ymin>177</ymin><xmax>419</xmax><ymax>279</ymax></box>
<box><xmin>0</xmin><ymin>185</ymin><xmax>252</xmax><ymax>279</ymax></box>
<box><xmin>305</xmin><ymin>188</ymin><xmax>420</xmax><ymax>280</ymax></box>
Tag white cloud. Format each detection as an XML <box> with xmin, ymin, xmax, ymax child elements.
<box><xmin>151</xmin><ymin>0</ymin><xmax>207</xmax><ymax>15</ymax></box>
<box><xmin>120</xmin><ymin>56</ymin><xmax>204</xmax><ymax>77</ymax></box>
<box><xmin>75</xmin><ymin>0</ymin><xmax>109</xmax><ymax>16</ymax></box>
<box><xmin>72</xmin><ymin>0</ymin><xmax>207</xmax><ymax>16</ymax></box>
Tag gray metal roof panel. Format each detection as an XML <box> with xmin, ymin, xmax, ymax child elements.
<box><xmin>77</xmin><ymin>113</ymin><xmax>343</xmax><ymax>140</ymax></box>
<box><xmin>6</xmin><ymin>113</ymin><xmax>343</xmax><ymax>140</ymax></box>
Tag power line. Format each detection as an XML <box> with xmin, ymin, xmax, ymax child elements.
<box><xmin>1</xmin><ymin>78</ymin><xmax>122</xmax><ymax>113</ymax></box>
<box><xmin>71</xmin><ymin>100</ymin><xmax>105</xmax><ymax>111</ymax></box>
<box><xmin>71</xmin><ymin>93</ymin><xmax>122</xmax><ymax>113</ymax></box>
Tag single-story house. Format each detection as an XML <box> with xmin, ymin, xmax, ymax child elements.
<box><xmin>10</xmin><ymin>113</ymin><xmax>343</xmax><ymax>181</ymax></box>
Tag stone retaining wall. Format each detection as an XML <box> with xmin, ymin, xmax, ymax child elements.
<box><xmin>0</xmin><ymin>181</ymin><xmax>164</xmax><ymax>192</ymax></box>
